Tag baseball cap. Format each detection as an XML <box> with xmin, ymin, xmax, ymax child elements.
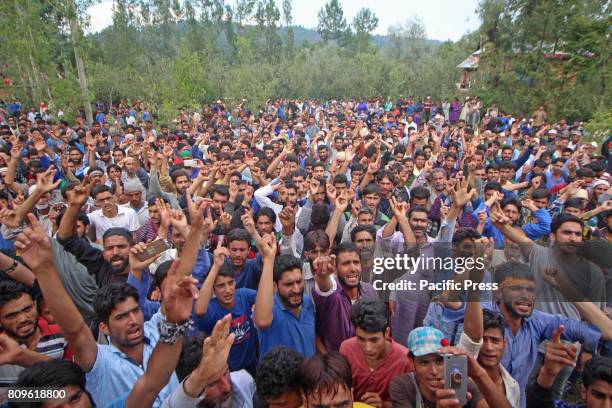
<box><xmin>407</xmin><ymin>327</ymin><xmax>445</xmax><ymax>357</ymax></box>
<box><xmin>547</xmin><ymin>129</ymin><xmax>558</xmax><ymax>135</ymax></box>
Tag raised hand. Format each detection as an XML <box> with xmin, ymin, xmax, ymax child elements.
<box><xmin>336</xmin><ymin>191</ymin><xmax>350</xmax><ymax>212</ymax></box>
<box><xmin>36</xmin><ymin>168</ymin><xmax>61</xmax><ymax>193</ymax></box>
<box><xmin>156</xmin><ymin>199</ymin><xmax>170</xmax><ymax>230</ymax></box>
<box><xmin>258</xmin><ymin>232</ymin><xmax>277</xmax><ymax>259</ymax></box>
<box><xmin>185</xmin><ymin>194</ymin><xmax>208</xmax><ymax>231</ymax></box>
<box><xmin>309</xmin><ymin>177</ymin><xmax>321</xmax><ymax>198</ymax></box>
<box><xmin>169</xmin><ymin>209</ymin><xmax>188</xmax><ymax>230</ymax></box>
<box><xmin>14</xmin><ymin>214</ymin><xmax>54</xmax><ymax>272</ymax></box>
<box><xmin>66</xmin><ymin>178</ymin><xmax>92</xmax><ymax>207</ymax></box>
<box><xmin>213</xmin><ymin>243</ymin><xmax>230</xmax><ymax>267</ymax></box>
<box><xmin>161</xmin><ymin>260</ymin><xmax>199</xmax><ymax>324</ymax></box>
<box><xmin>129</xmin><ymin>242</ymin><xmax>163</xmax><ymax>274</ymax></box>
<box><xmin>218</xmin><ymin>208</ymin><xmax>232</xmax><ymax>232</ymax></box>
<box><xmin>312</xmin><ymin>254</ymin><xmax>336</xmax><ymax>278</ymax></box>
<box><xmin>192</xmin><ymin>314</ymin><xmax>236</xmax><ymax>382</ymax></box>
<box><xmin>241</xmin><ymin>210</ymin><xmax>257</xmax><ymax>238</ymax></box>
<box><xmin>489</xmin><ymin>202</ymin><xmax>510</xmax><ymax>226</ymax></box>
<box><xmin>279</xmin><ymin>206</ymin><xmax>296</xmax><ymax>233</ymax></box>
<box><xmin>390</xmin><ymin>196</ymin><xmax>409</xmax><ymax>220</ymax></box>
<box><xmin>351</xmin><ymin>199</ymin><xmax>362</xmax><ymax>219</ymax></box>
<box><xmin>0</xmin><ymin>206</ymin><xmax>21</xmax><ymax>229</ymax></box>
<box><xmin>540</xmin><ymin>326</ymin><xmax>577</xmax><ymax>382</ymax></box>
<box><xmin>521</xmin><ymin>198</ymin><xmax>538</xmax><ymax>212</ymax></box>
<box><xmin>451</xmin><ymin>176</ymin><xmax>471</xmax><ymax>208</ymax></box>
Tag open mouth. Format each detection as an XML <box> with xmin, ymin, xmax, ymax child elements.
<box><xmin>126</xmin><ymin>326</ymin><xmax>142</xmax><ymax>339</ymax></box>
<box><xmin>515</xmin><ymin>301</ymin><xmax>532</xmax><ymax>313</ymax></box>
<box><xmin>111</xmin><ymin>258</ymin><xmax>125</xmax><ymax>268</ymax></box>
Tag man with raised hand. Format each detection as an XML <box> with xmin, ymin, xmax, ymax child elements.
<box><xmin>15</xmin><ymin>204</ymin><xmax>207</xmax><ymax>407</ymax></box>
<box><xmin>252</xmin><ymin>225</ymin><xmax>316</xmax><ymax>358</ymax></box>
<box><xmin>312</xmin><ymin>241</ymin><xmax>378</xmax><ymax>352</ymax></box>
<box><xmin>160</xmin><ymin>314</ymin><xmax>253</xmax><ymax>408</ymax></box>
<box><xmin>108</xmin><ymin>259</ymin><xmax>199</xmax><ymax>407</ymax></box>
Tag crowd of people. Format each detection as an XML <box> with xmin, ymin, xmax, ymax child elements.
<box><xmin>0</xmin><ymin>96</ymin><xmax>611</xmax><ymax>408</ymax></box>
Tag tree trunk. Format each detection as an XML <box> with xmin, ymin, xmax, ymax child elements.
<box><xmin>67</xmin><ymin>3</ymin><xmax>93</xmax><ymax>125</ymax></box>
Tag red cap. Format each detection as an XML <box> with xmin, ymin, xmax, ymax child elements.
<box><xmin>440</xmin><ymin>338</ymin><xmax>450</xmax><ymax>347</ymax></box>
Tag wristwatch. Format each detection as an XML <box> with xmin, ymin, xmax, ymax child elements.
<box><xmin>158</xmin><ymin>318</ymin><xmax>194</xmax><ymax>345</ymax></box>
<box><xmin>1</xmin><ymin>258</ymin><xmax>18</xmax><ymax>275</ymax></box>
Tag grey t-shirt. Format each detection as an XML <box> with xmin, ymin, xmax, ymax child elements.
<box><xmin>529</xmin><ymin>243</ymin><xmax>606</xmax><ymax>319</ymax></box>
<box><xmin>50</xmin><ymin>238</ymin><xmax>98</xmax><ymax>324</ymax></box>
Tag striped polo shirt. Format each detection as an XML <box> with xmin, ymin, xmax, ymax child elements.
<box><xmin>0</xmin><ymin>317</ymin><xmax>72</xmax><ymax>386</ymax></box>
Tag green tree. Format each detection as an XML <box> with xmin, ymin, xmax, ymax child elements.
<box><xmin>352</xmin><ymin>7</ymin><xmax>378</xmax><ymax>52</ymax></box>
<box><xmin>316</xmin><ymin>0</ymin><xmax>348</xmax><ymax>43</ymax></box>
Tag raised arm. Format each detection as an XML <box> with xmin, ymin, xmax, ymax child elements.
<box><xmin>126</xmin><ymin>261</ymin><xmax>199</xmax><ymax>408</ymax></box>
<box><xmin>15</xmin><ymin>214</ymin><xmax>98</xmax><ymax>372</ymax></box>
<box><xmin>389</xmin><ymin>197</ymin><xmax>417</xmax><ymax>250</ymax></box>
<box><xmin>542</xmin><ymin>267</ymin><xmax>612</xmax><ymax>339</ymax></box>
<box><xmin>15</xmin><ymin>168</ymin><xmax>61</xmax><ymax>223</ymax></box>
<box><xmin>195</xmin><ymin>245</ymin><xmax>228</xmax><ymax>316</ymax></box>
<box><xmin>177</xmin><ymin>195</ymin><xmax>207</xmax><ymax>277</ymax></box>
<box><xmin>57</xmin><ymin>178</ymin><xmax>92</xmax><ymax>239</ymax></box>
<box><xmin>325</xmin><ymin>192</ymin><xmax>349</xmax><ymax>249</ymax></box>
<box><xmin>252</xmin><ymin>232</ymin><xmax>277</xmax><ymax>330</ymax></box>
<box><xmin>0</xmin><ymin>252</ymin><xmax>35</xmax><ymax>287</ymax></box>
<box><xmin>489</xmin><ymin>201</ymin><xmax>534</xmax><ymax>258</ymax></box>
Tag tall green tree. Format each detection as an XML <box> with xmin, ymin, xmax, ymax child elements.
<box><xmin>352</xmin><ymin>7</ymin><xmax>378</xmax><ymax>52</ymax></box>
<box><xmin>316</xmin><ymin>0</ymin><xmax>348</xmax><ymax>43</ymax></box>
<box><xmin>282</xmin><ymin>0</ymin><xmax>295</xmax><ymax>58</ymax></box>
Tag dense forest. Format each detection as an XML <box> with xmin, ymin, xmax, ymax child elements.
<box><xmin>0</xmin><ymin>0</ymin><xmax>610</xmax><ymax>128</ymax></box>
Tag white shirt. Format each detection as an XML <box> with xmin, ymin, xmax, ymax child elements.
<box><xmin>88</xmin><ymin>205</ymin><xmax>140</xmax><ymax>241</ymax></box>
<box><xmin>122</xmin><ymin>201</ymin><xmax>149</xmax><ymax>227</ymax></box>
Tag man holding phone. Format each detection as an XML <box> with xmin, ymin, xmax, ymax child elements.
<box><xmin>390</xmin><ymin>326</ymin><xmax>511</xmax><ymax>408</ymax></box>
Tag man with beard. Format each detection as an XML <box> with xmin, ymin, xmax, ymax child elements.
<box><xmin>134</xmin><ymin>198</ymin><xmax>166</xmax><ymax>244</ymax></box>
<box><xmin>123</xmin><ymin>179</ymin><xmax>150</xmax><ymax>228</ymax></box>
<box><xmin>253</xmin><ymin>234</ymin><xmax>316</xmax><ymax>358</ymax></box>
<box><xmin>0</xmin><ymin>280</ymin><xmax>72</xmax><ymax>386</ymax></box>
<box><xmin>411</xmin><ymin>167</ymin><xmax>447</xmax><ymax>210</ymax></box>
<box><xmin>441</xmin><ymin>261</ymin><xmax>610</xmax><ymax>408</ymax></box>
<box><xmin>350</xmin><ymin>224</ymin><xmax>377</xmax><ymax>283</ymax></box>
<box><xmin>87</xmin><ymin>184</ymin><xmax>140</xmax><ymax>242</ymax></box>
<box><xmin>57</xmin><ymin>178</ymin><xmax>149</xmax><ymax>287</ymax></box>
<box><xmin>166</xmin><ymin>317</ymin><xmax>256</xmax><ymax>408</ymax></box>
<box><xmin>489</xmin><ymin>211</ymin><xmax>606</xmax><ymax>319</ymax></box>
<box><xmin>14</xmin><ymin>212</ymin><xmax>209</xmax><ymax>407</ymax></box>
<box><xmin>312</xmin><ymin>242</ymin><xmax>378</xmax><ymax>352</ymax></box>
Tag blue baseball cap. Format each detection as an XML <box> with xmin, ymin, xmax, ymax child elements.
<box><xmin>407</xmin><ymin>327</ymin><xmax>445</xmax><ymax>357</ymax></box>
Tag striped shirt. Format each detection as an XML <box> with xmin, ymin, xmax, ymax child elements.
<box><xmin>0</xmin><ymin>318</ymin><xmax>72</xmax><ymax>386</ymax></box>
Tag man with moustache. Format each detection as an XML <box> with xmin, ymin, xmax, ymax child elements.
<box><xmin>312</xmin><ymin>242</ymin><xmax>378</xmax><ymax>352</ymax></box>
<box><xmin>253</xmin><ymin>234</ymin><xmax>316</xmax><ymax>358</ymax></box>
<box><xmin>0</xmin><ymin>281</ymin><xmax>72</xmax><ymax>386</ymax></box>
<box><xmin>489</xmin><ymin>209</ymin><xmax>608</xmax><ymax>318</ymax></box>
<box><xmin>56</xmin><ymin>178</ymin><xmax>148</xmax><ymax>287</ymax></box>
<box><xmin>439</xmin><ymin>261</ymin><xmax>611</xmax><ymax>408</ymax></box>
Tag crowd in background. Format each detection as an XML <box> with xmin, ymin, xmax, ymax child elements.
<box><xmin>0</xmin><ymin>96</ymin><xmax>611</xmax><ymax>408</ymax></box>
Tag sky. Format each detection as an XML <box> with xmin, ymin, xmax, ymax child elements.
<box><xmin>86</xmin><ymin>0</ymin><xmax>481</xmax><ymax>42</ymax></box>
